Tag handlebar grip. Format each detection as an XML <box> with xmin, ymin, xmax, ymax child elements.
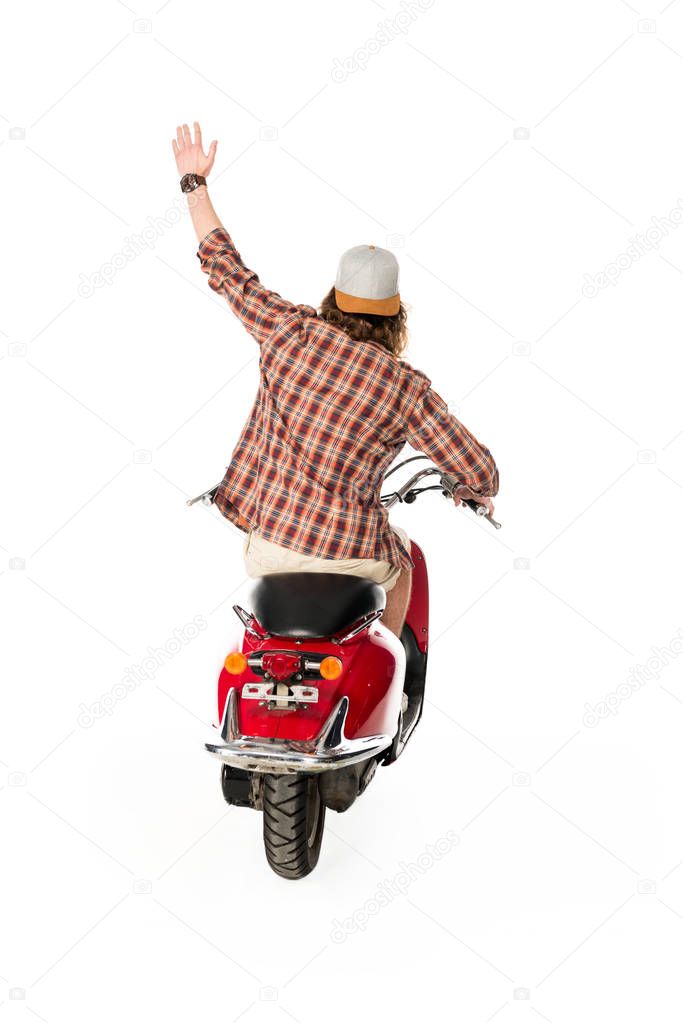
<box><xmin>460</xmin><ymin>494</ymin><xmax>503</xmax><ymax>530</ymax></box>
<box><xmin>463</xmin><ymin>498</ymin><xmax>488</xmax><ymax>517</ymax></box>
<box><xmin>187</xmin><ymin>485</ymin><xmax>219</xmax><ymax>507</ymax></box>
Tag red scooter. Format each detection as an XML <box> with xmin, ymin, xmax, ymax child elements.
<box><xmin>190</xmin><ymin>458</ymin><xmax>500</xmax><ymax>879</ymax></box>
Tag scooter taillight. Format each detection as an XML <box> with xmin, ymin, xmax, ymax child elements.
<box><xmin>261</xmin><ymin>652</ymin><xmax>302</xmax><ymax>681</ymax></box>
<box><xmin>246</xmin><ymin>650</ymin><xmax>344</xmax><ymax>683</ymax></box>
<box><xmin>319</xmin><ymin>656</ymin><xmax>343</xmax><ymax>680</ymax></box>
<box><xmin>225</xmin><ymin>651</ymin><xmax>248</xmax><ymax>675</ymax></box>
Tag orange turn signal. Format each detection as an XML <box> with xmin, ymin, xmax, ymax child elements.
<box><xmin>224</xmin><ymin>651</ymin><xmax>248</xmax><ymax>675</ymax></box>
<box><xmin>319</xmin><ymin>656</ymin><xmax>343</xmax><ymax>680</ymax></box>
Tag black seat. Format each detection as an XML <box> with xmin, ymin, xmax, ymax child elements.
<box><xmin>249</xmin><ymin>572</ymin><xmax>386</xmax><ymax>639</ymax></box>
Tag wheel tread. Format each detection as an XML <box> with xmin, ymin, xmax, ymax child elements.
<box><xmin>262</xmin><ymin>773</ymin><xmax>325</xmax><ymax>879</ymax></box>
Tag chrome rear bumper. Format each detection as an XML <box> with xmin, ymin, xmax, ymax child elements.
<box><xmin>205</xmin><ymin>689</ymin><xmax>392</xmax><ymax>775</ymax></box>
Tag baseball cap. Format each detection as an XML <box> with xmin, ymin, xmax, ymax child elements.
<box><xmin>334</xmin><ymin>244</ymin><xmax>400</xmax><ymax>316</ymax></box>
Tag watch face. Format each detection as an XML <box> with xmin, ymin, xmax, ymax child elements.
<box><xmin>181</xmin><ymin>173</ymin><xmax>205</xmax><ymax>193</ymax></box>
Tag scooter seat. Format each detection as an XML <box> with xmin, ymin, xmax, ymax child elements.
<box><xmin>249</xmin><ymin>572</ymin><xmax>387</xmax><ymax>639</ymax></box>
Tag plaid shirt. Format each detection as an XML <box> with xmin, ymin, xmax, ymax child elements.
<box><xmin>197</xmin><ymin>228</ymin><xmax>498</xmax><ymax>572</ymax></box>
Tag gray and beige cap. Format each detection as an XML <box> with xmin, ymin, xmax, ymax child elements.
<box><xmin>335</xmin><ymin>244</ymin><xmax>400</xmax><ymax>317</ymax></box>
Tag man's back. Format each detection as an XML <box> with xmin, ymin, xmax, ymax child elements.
<box><xmin>198</xmin><ymin>227</ymin><xmax>498</xmax><ymax>572</ymax></box>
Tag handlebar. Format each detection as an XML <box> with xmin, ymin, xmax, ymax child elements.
<box><xmin>381</xmin><ymin>459</ymin><xmax>502</xmax><ymax>530</ymax></box>
<box><xmin>187</xmin><ymin>458</ymin><xmax>501</xmax><ymax>529</ymax></box>
<box><xmin>186</xmin><ymin>485</ymin><xmax>219</xmax><ymax>507</ymax></box>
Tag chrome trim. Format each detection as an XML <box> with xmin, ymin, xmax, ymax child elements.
<box><xmin>233</xmin><ymin>605</ymin><xmax>270</xmax><ymax>638</ymax></box>
<box><xmin>333</xmin><ymin>608</ymin><xmax>385</xmax><ymax>644</ymax></box>
<box><xmin>382</xmin><ymin>466</ymin><xmax>445</xmax><ymax>509</ymax></box>
<box><xmin>242</xmin><ymin>682</ymin><xmax>276</xmax><ymax>700</ymax></box>
<box><xmin>290</xmin><ymin>685</ymin><xmax>319</xmax><ymax>704</ymax></box>
<box><xmin>241</xmin><ymin>682</ymin><xmax>319</xmax><ymax>704</ymax></box>
<box><xmin>382</xmin><ymin>454</ymin><xmax>431</xmax><ymax>483</ymax></box>
<box><xmin>382</xmin><ymin>467</ymin><xmax>502</xmax><ymax>529</ymax></box>
<box><xmin>186</xmin><ymin>483</ymin><xmax>221</xmax><ymax>507</ymax></box>
<box><xmin>205</xmin><ymin>689</ymin><xmax>392</xmax><ymax>774</ymax></box>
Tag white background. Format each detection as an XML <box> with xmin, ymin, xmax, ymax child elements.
<box><xmin>2</xmin><ymin>0</ymin><xmax>683</xmax><ymax>1019</ymax></box>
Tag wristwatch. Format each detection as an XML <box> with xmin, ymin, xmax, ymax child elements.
<box><xmin>180</xmin><ymin>173</ymin><xmax>207</xmax><ymax>193</ymax></box>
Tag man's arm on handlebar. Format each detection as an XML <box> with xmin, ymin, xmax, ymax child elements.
<box><xmin>404</xmin><ymin>385</ymin><xmax>499</xmax><ymax>505</ymax></box>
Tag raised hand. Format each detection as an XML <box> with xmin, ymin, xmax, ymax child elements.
<box><xmin>172</xmin><ymin>121</ymin><xmax>218</xmax><ymax>178</ymax></box>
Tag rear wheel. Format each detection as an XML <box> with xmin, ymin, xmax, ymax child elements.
<box><xmin>263</xmin><ymin>773</ymin><xmax>326</xmax><ymax>879</ymax></box>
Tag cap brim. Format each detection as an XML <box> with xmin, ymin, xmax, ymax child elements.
<box><xmin>335</xmin><ymin>288</ymin><xmax>400</xmax><ymax>317</ymax></box>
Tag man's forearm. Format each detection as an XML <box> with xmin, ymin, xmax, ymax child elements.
<box><xmin>186</xmin><ymin>185</ymin><xmax>222</xmax><ymax>244</ymax></box>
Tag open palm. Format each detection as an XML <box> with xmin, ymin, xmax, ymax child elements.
<box><xmin>172</xmin><ymin>122</ymin><xmax>217</xmax><ymax>178</ymax></box>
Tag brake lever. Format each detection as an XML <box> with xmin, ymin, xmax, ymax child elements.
<box><xmin>461</xmin><ymin>497</ymin><xmax>502</xmax><ymax>530</ymax></box>
<box><xmin>187</xmin><ymin>484</ymin><xmax>220</xmax><ymax>507</ymax></box>
<box><xmin>444</xmin><ymin>478</ymin><xmax>502</xmax><ymax>530</ymax></box>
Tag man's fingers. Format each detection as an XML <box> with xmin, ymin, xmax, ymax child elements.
<box><xmin>182</xmin><ymin>122</ymin><xmax>192</xmax><ymax>144</ymax></box>
<box><xmin>176</xmin><ymin>125</ymin><xmax>184</xmax><ymax>148</ymax></box>
<box><xmin>206</xmin><ymin>139</ymin><xmax>218</xmax><ymax>171</ymax></box>
<box><xmin>453</xmin><ymin>486</ymin><xmax>473</xmax><ymax>504</ymax></box>
<box><xmin>452</xmin><ymin>486</ymin><xmax>493</xmax><ymax>514</ymax></box>
<box><xmin>171</xmin><ymin>138</ymin><xmax>179</xmax><ymax>157</ymax></box>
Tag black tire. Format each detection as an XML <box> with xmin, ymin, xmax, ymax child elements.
<box><xmin>263</xmin><ymin>773</ymin><xmax>326</xmax><ymax>879</ymax></box>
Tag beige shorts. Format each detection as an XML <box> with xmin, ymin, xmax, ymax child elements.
<box><xmin>243</xmin><ymin>526</ymin><xmax>411</xmax><ymax>593</ymax></box>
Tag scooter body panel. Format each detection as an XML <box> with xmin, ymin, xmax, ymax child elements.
<box><xmin>405</xmin><ymin>539</ymin><xmax>429</xmax><ymax>653</ymax></box>
<box><xmin>213</xmin><ymin>536</ymin><xmax>427</xmax><ymax>781</ymax></box>
<box><xmin>217</xmin><ymin>623</ymin><xmax>406</xmax><ymax>743</ymax></box>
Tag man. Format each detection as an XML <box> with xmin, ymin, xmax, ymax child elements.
<box><xmin>173</xmin><ymin>123</ymin><xmax>498</xmax><ymax>638</ymax></box>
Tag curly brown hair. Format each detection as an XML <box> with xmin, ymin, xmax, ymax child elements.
<box><xmin>319</xmin><ymin>287</ymin><xmax>408</xmax><ymax>357</ymax></box>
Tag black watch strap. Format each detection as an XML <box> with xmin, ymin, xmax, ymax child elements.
<box><xmin>180</xmin><ymin>173</ymin><xmax>207</xmax><ymax>193</ymax></box>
